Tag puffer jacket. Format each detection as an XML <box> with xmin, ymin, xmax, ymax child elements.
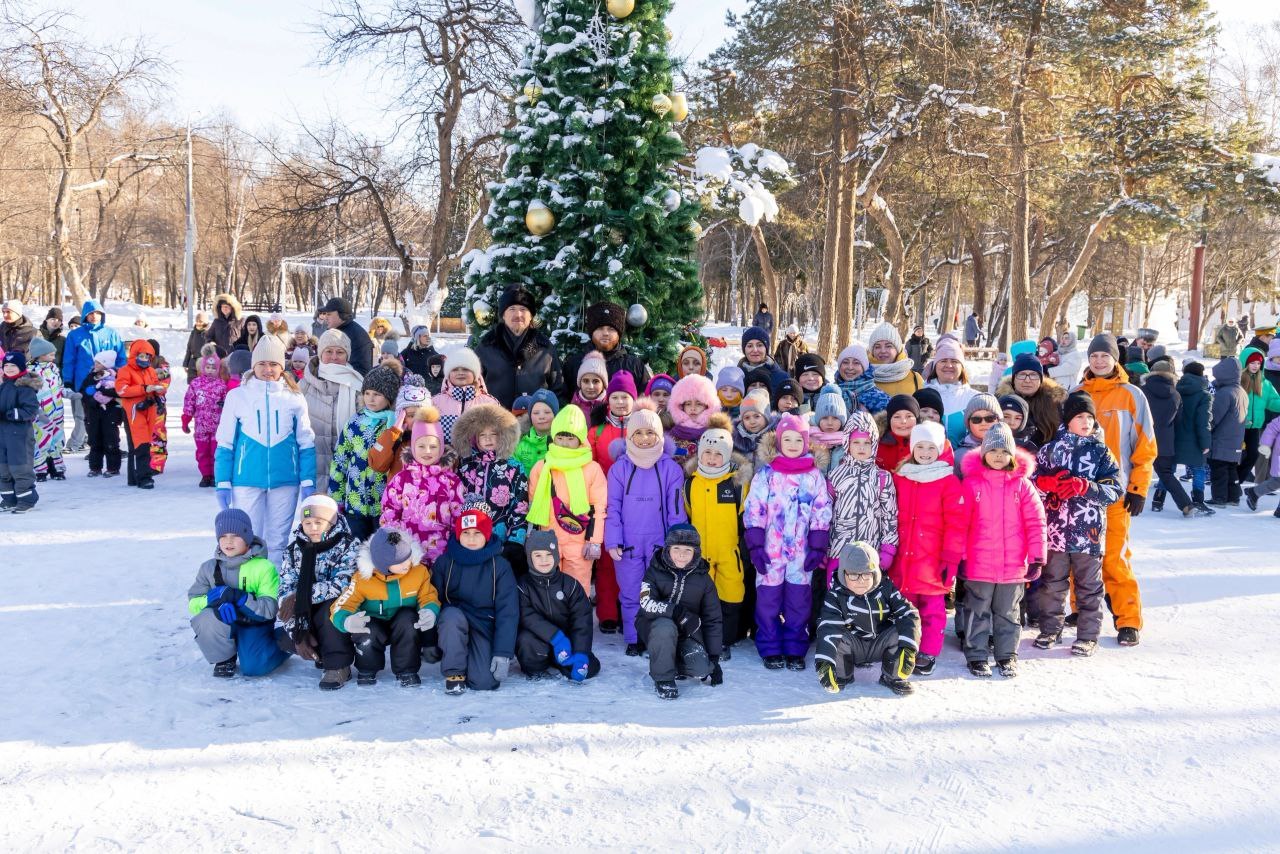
<box><xmin>1210</xmin><ymin>358</ymin><xmax>1248</xmax><ymax>463</ymax></box>
<box><xmin>452</xmin><ymin>403</ymin><xmax>530</xmax><ymax>545</ymax></box>
<box><xmin>1259</xmin><ymin>416</ymin><xmax>1280</xmax><ymax>479</ymax></box>
<box><xmin>743</xmin><ymin>455</ymin><xmax>832</xmax><ymax>586</ymax></box>
<box><xmin>604</xmin><ymin>453</ymin><xmax>689</xmax><ymax>559</ymax></box>
<box><xmin>433</xmin><ymin>536</ymin><xmax>519</xmax><ymax>659</ymax></box>
<box><xmin>61</xmin><ymin>300</ymin><xmax>126</xmax><ymax>392</ymax></box>
<box><xmin>114</xmin><ymin>339</ymin><xmax>160</xmax><ymax>447</ymax></box>
<box><xmin>330</xmin><ymin>533</ymin><xmax>440</xmax><ymax>632</ymax></box>
<box><xmin>876</xmin><ymin>431</ymin><xmax>955</xmax><ymax>473</ymax></box>
<box><xmin>31</xmin><ymin>359</ymin><xmax>64</xmax><ymax>464</ymax></box>
<box><xmin>1174</xmin><ymin>373</ymin><xmax>1212</xmax><ymax>468</ymax></box>
<box><xmin>518</xmin><ymin>566</ymin><xmax>593</xmax><ymax>654</ymax></box>
<box><xmin>1034</xmin><ymin>425</ymin><xmax>1124</xmax><ymax>555</ymax></box>
<box><xmin>299</xmin><ymin>356</ymin><xmax>363</xmax><ymax>486</ymax></box>
<box><xmin>925</xmin><ymin>380</ymin><xmax>979</xmax><ymax>445</ymax></box>
<box><xmin>958</xmin><ymin>450</ymin><xmax>1047</xmax><ymax>583</ymax></box>
<box><xmin>379</xmin><ymin>460</ymin><xmax>465</xmax><ymax>562</ymax></box>
<box><xmin>329</xmin><ymin>410</ymin><xmax>396</xmax><ymax>516</ymax></box>
<box><xmin>891</xmin><ymin>462</ymin><xmax>965</xmax><ymax>597</ymax></box>
<box><xmin>205</xmin><ymin>293</ymin><xmax>244</xmax><ymax>355</ymax></box>
<box><xmin>186</xmin><ymin>537</ymin><xmax>279</xmax><ymax>623</ymax></box>
<box><xmin>636</xmin><ymin>548</ymin><xmax>724</xmax><ymax>657</ymax></box>
<box><xmin>1140</xmin><ymin>363</ymin><xmax>1181</xmax><ymax>456</ymax></box>
<box><xmin>513</xmin><ymin>424</ymin><xmax>549</xmax><ymax>475</ymax></box>
<box><xmin>682</xmin><ymin>457</ymin><xmax>752</xmax><ymax>603</ymax></box>
<box><xmin>432</xmin><ymin>376</ymin><xmax>499</xmax><ymax>444</ymax></box>
<box><xmin>814</xmin><ymin>570</ymin><xmax>919</xmax><ymax>666</ymax></box>
<box><xmin>215</xmin><ymin>376</ymin><xmax>317</xmax><ymax>490</ymax></box>
<box><xmin>1075</xmin><ymin>366</ymin><xmax>1158</xmax><ymax>498</ymax></box>
<box><xmin>183</xmin><ymin>373</ymin><xmax>228</xmax><ymax>439</ymax></box>
<box><xmin>1239</xmin><ymin>348</ymin><xmax>1280</xmax><ymax>428</ymax></box>
<box><xmin>826</xmin><ymin>456</ymin><xmax>898</xmax><ymax>560</ymax></box>
<box><xmin>276</xmin><ymin>514</ymin><xmax>361</xmax><ymax>631</ymax></box>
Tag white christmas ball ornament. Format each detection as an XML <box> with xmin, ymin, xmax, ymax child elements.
<box><xmin>627</xmin><ymin>303</ymin><xmax>648</xmax><ymax>329</ymax></box>
<box><xmin>474</xmin><ymin>298</ymin><xmax>494</xmax><ymax>326</ymax></box>
<box><xmin>662</xmin><ymin>189</ymin><xmax>682</xmax><ymax>213</ymax></box>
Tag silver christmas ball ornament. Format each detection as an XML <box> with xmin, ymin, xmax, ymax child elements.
<box><xmin>627</xmin><ymin>303</ymin><xmax>648</xmax><ymax>329</ymax></box>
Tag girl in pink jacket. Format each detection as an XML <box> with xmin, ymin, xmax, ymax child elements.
<box><xmin>431</xmin><ymin>347</ymin><xmax>499</xmax><ymax>444</ymax></box>
<box><xmin>182</xmin><ymin>354</ymin><xmax>228</xmax><ymax>487</ymax></box>
<box><xmin>380</xmin><ymin>406</ymin><xmax>465</xmax><ymax>562</ymax></box>
<box><xmin>957</xmin><ymin>423</ymin><xmax>1047</xmax><ymax>679</ymax></box>
<box><xmin>890</xmin><ymin>420</ymin><xmax>965</xmax><ymax>675</ymax></box>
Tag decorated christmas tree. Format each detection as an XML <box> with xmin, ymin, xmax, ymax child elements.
<box><xmin>464</xmin><ymin>0</ymin><xmax>702</xmax><ymax>366</ymax></box>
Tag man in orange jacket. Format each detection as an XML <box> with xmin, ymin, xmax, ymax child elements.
<box><xmin>1076</xmin><ymin>334</ymin><xmax>1157</xmax><ymax>645</ymax></box>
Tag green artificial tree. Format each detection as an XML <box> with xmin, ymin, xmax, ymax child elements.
<box><xmin>464</xmin><ymin>0</ymin><xmax>702</xmax><ymax>366</ymax></box>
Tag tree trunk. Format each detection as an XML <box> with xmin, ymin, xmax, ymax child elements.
<box><xmin>1039</xmin><ymin>209</ymin><xmax>1115</xmax><ymax>340</ymax></box>
<box><xmin>1007</xmin><ymin>0</ymin><xmax>1047</xmax><ymax>346</ymax></box>
<box><xmin>967</xmin><ymin>226</ymin><xmax>987</xmax><ymax>319</ymax></box>
<box><xmin>817</xmin><ymin>7</ymin><xmax>848</xmax><ymax>359</ymax></box>
<box><xmin>52</xmin><ymin>140</ymin><xmax>90</xmax><ymax>307</ymax></box>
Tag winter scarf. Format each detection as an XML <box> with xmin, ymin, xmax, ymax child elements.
<box><xmin>771</xmin><ymin>453</ymin><xmax>816</xmax><ymax>474</ymax></box>
<box><xmin>528</xmin><ymin>407</ymin><xmax>593</xmax><ymax>527</ymax></box>
<box><xmin>293</xmin><ymin>526</ymin><xmax>347</xmax><ymax>638</ymax></box>
<box><xmin>869</xmin><ymin>355</ymin><xmax>914</xmax><ymax>384</ymax></box>
<box><xmin>317</xmin><ymin>360</ymin><xmax>364</xmax><ymax>428</ymax></box>
<box><xmin>898</xmin><ymin>460</ymin><xmax>954</xmax><ymax>483</ymax></box>
<box><xmin>837</xmin><ymin>371</ymin><xmax>890</xmax><ymax>414</ymax></box>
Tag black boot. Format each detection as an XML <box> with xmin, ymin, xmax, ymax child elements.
<box><xmin>785</xmin><ymin>655</ymin><xmax>806</xmax><ymax>671</ymax></box>
<box><xmin>655</xmin><ymin>679</ymin><xmax>679</xmax><ymax>700</ymax></box>
<box><xmin>1191</xmin><ymin>488</ymin><xmax>1215</xmax><ymax>515</ymax></box>
<box><xmin>1245</xmin><ymin>487</ymin><xmax>1259</xmax><ymax>511</ymax></box>
<box><xmin>1150</xmin><ymin>491</ymin><xmax>1164</xmax><ymax>512</ymax></box>
<box><xmin>212</xmin><ymin>657</ymin><xmax>236</xmax><ymax>678</ymax></box>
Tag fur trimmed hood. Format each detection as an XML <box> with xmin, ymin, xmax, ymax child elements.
<box><xmin>9</xmin><ymin>374</ymin><xmax>42</xmax><ymax>391</ymax></box>
<box><xmin>960</xmin><ymin>444</ymin><xmax>1036</xmax><ymax>479</ymax></box>
<box><xmin>451</xmin><ymin>402</ymin><xmax>519</xmax><ymax>459</ymax></box>
<box><xmin>680</xmin><ymin>448</ymin><xmax>754</xmax><ymax>487</ymax></box>
<box><xmin>213</xmin><ymin>292</ymin><xmax>242</xmax><ymax>321</ymax></box>
<box><xmin>356</xmin><ymin>525</ymin><xmax>425</xmax><ymax>578</ymax></box>
<box><xmin>668</xmin><ymin>373</ymin><xmax>721</xmax><ymax>428</ymax></box>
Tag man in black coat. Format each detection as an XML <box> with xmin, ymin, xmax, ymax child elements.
<box><xmin>752</xmin><ymin>303</ymin><xmax>775</xmax><ymax>349</ymax></box>
<box><xmin>561</xmin><ymin>301</ymin><xmax>650</xmax><ymax>401</ymax></box>
<box><xmin>317</xmin><ymin>297</ymin><xmax>374</xmax><ymax>376</ymax></box>
<box><xmin>515</xmin><ymin>531</ymin><xmax>599</xmax><ymax>681</ymax></box>
<box><xmin>1141</xmin><ymin>353</ymin><xmax>1196</xmax><ymax>514</ymax></box>
<box><xmin>475</xmin><ymin>285</ymin><xmax>564</xmax><ymax>410</ymax></box>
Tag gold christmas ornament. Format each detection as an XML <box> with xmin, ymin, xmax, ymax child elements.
<box><xmin>689</xmin><ymin>220</ymin><xmax>703</xmax><ymax>240</ymax></box>
<box><xmin>473</xmin><ymin>298</ymin><xmax>494</xmax><ymax>327</ymax></box>
<box><xmin>651</xmin><ymin>93</ymin><xmax>672</xmax><ymax>117</ymax></box>
<box><xmin>606</xmin><ymin>0</ymin><xmax>635</xmax><ymax>19</ymax></box>
<box><xmin>669</xmin><ymin>93</ymin><xmax>688</xmax><ymax>122</ymax></box>
<box><xmin>525</xmin><ymin>201</ymin><xmax>555</xmax><ymax>236</ymax></box>
<box><xmin>665</xmin><ymin>26</ymin><xmax>674</xmax><ymax>41</ymax></box>
<box><xmin>523</xmin><ymin>81</ymin><xmax>542</xmax><ymax>101</ymax></box>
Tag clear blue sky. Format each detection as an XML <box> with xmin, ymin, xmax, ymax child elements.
<box><xmin>57</xmin><ymin>0</ymin><xmax>749</xmax><ymax>135</ymax></box>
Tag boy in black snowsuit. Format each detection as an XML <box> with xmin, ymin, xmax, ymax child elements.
<box><xmin>0</xmin><ymin>351</ymin><xmax>41</xmax><ymax>512</ymax></box>
<box><xmin>814</xmin><ymin>542</ymin><xmax>920</xmax><ymax>696</ymax></box>
<box><xmin>636</xmin><ymin>524</ymin><xmax>725</xmax><ymax>700</ymax></box>
<box><xmin>516</xmin><ymin>530</ymin><xmax>599</xmax><ymax>681</ymax></box>
<box><xmin>81</xmin><ymin>349</ymin><xmax>123</xmax><ymax>477</ymax></box>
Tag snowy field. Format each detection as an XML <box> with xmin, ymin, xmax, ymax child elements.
<box><xmin>2</xmin><ymin>307</ymin><xmax>1279</xmax><ymax>850</ymax></box>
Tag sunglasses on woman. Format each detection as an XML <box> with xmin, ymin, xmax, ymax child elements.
<box><xmin>969</xmin><ymin>414</ymin><xmax>999</xmax><ymax>424</ymax></box>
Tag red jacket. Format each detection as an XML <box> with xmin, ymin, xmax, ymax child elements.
<box><xmin>115</xmin><ymin>339</ymin><xmax>159</xmax><ymax>447</ymax></box>
<box><xmin>890</xmin><ymin>465</ymin><xmax>965</xmax><ymax>597</ymax></box>
<box><xmin>958</xmin><ymin>450</ymin><xmax>1047</xmax><ymax>584</ymax></box>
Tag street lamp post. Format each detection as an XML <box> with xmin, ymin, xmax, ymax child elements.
<box><xmin>183</xmin><ymin>117</ymin><xmax>197</xmax><ymax>329</ymax></box>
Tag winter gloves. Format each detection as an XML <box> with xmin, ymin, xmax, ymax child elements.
<box><xmin>1123</xmin><ymin>492</ymin><xmax>1145</xmax><ymax>516</ymax></box>
<box><xmin>414</xmin><ymin>609</ymin><xmax>437</xmax><ymax>632</ymax></box>
<box><xmin>344</xmin><ymin>612</ymin><xmax>372</xmax><ymax>634</ymax></box>
<box><xmin>1261</xmin><ymin>445</ymin><xmax>1272</xmax><ymax>458</ymax></box>
<box><xmin>817</xmin><ymin>660</ymin><xmax>840</xmax><ymax>693</ymax></box>
<box><xmin>582</xmin><ymin>543</ymin><xmax>602</xmax><ymax>560</ymax></box>
<box><xmin>941</xmin><ymin>563</ymin><xmax>958</xmax><ymax>587</ymax></box>
<box><xmin>490</xmin><ymin>656</ymin><xmax>510</xmax><ymax>681</ymax></box>
<box><xmin>1025</xmin><ymin>562</ymin><xmax>1044</xmax><ymax>582</ymax></box>
<box><xmin>672</xmin><ymin>604</ymin><xmax>701</xmax><ymax>637</ymax></box>
<box><xmin>893</xmin><ymin>647</ymin><xmax>916</xmax><ymax>681</ymax></box>
<box><xmin>1035</xmin><ymin>470</ymin><xmax>1089</xmax><ymax>500</ymax></box>
<box><xmin>206</xmin><ymin>586</ymin><xmax>247</xmax><ymax>625</ymax></box>
<box><xmin>566</xmin><ymin>652</ymin><xmax>590</xmax><ymax>682</ymax></box>
<box><xmin>216</xmin><ymin>488</ymin><xmax>232</xmax><ymax>512</ymax></box>
<box><xmin>878</xmin><ymin>543</ymin><xmax>897</xmax><ymax>572</ymax></box>
<box><xmin>708</xmin><ymin>656</ymin><xmax>723</xmax><ymax>687</ymax></box>
<box><xmin>551</xmin><ymin>631</ymin><xmax>573</xmax><ymax>665</ymax></box>
<box><xmin>181</xmin><ymin>414</ymin><xmax>192</xmax><ymax>434</ymax></box>
<box><xmin>298</xmin><ymin>484</ymin><xmax>315</xmax><ymax>503</ymax></box>
<box><xmin>803</xmin><ymin>529</ymin><xmax>830</xmax><ymax>577</ymax></box>
<box><xmin>744</xmin><ymin>527</ymin><xmax>767</xmax><ymax>578</ymax></box>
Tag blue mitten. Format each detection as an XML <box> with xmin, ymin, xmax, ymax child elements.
<box><xmin>216</xmin><ymin>488</ymin><xmax>232</xmax><ymax>512</ymax></box>
<box><xmin>216</xmin><ymin>601</ymin><xmax>239</xmax><ymax>624</ymax></box>
<box><xmin>205</xmin><ymin>585</ymin><xmax>228</xmax><ymax>608</ymax></box>
<box><xmin>298</xmin><ymin>483</ymin><xmax>315</xmax><ymax>502</ymax></box>
<box><xmin>551</xmin><ymin>631</ymin><xmax>572</xmax><ymax>665</ymax></box>
<box><xmin>566</xmin><ymin>652</ymin><xmax>589</xmax><ymax>682</ymax></box>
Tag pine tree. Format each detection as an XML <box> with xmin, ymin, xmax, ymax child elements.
<box><xmin>464</xmin><ymin>0</ymin><xmax>701</xmax><ymax>366</ymax></box>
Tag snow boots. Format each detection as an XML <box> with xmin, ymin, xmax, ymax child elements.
<box><xmin>879</xmin><ymin>674</ymin><xmax>914</xmax><ymax>695</ymax></box>
<box><xmin>1071</xmin><ymin>639</ymin><xmax>1097</xmax><ymax>657</ymax></box>
<box><xmin>654</xmin><ymin>679</ymin><xmax>679</xmax><ymax>700</ymax></box>
<box><xmin>444</xmin><ymin>674</ymin><xmax>467</xmax><ymax>696</ymax></box>
<box><xmin>913</xmin><ymin>653</ymin><xmax>936</xmax><ymax>676</ymax></box>
<box><xmin>763</xmin><ymin>655</ymin><xmax>785</xmax><ymax>670</ymax></box>
<box><xmin>1117</xmin><ymin>627</ymin><xmax>1140</xmax><ymax>646</ymax></box>
<box><xmin>967</xmin><ymin>660</ymin><xmax>992</xmax><ymax>678</ymax></box>
<box><xmin>785</xmin><ymin>655</ymin><xmax>806</xmax><ymax>671</ymax></box>
<box><xmin>997</xmin><ymin>657</ymin><xmax>1018</xmax><ymax>678</ymax></box>
<box><xmin>213</xmin><ymin>657</ymin><xmax>236</xmax><ymax>678</ymax></box>
<box><xmin>319</xmin><ymin>667</ymin><xmax>351</xmax><ymax>691</ymax></box>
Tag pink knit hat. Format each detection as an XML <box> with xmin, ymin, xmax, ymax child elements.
<box><xmin>411</xmin><ymin>405</ymin><xmax>445</xmax><ymax>445</ymax></box>
<box><xmin>606</xmin><ymin>369</ymin><xmax>638</xmax><ymax>399</ymax></box>
<box><xmin>774</xmin><ymin>413</ymin><xmax>810</xmax><ymax>453</ymax></box>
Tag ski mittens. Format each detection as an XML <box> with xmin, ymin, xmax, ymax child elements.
<box><xmin>298</xmin><ymin>484</ymin><xmax>315</xmax><ymax>503</ymax></box>
<box><xmin>1261</xmin><ymin>445</ymin><xmax>1273</xmax><ymax>458</ymax></box>
<box><xmin>490</xmin><ymin>656</ymin><xmax>510</xmax><ymax>681</ymax></box>
<box><xmin>878</xmin><ymin>542</ymin><xmax>897</xmax><ymax>571</ymax></box>
<box><xmin>1034</xmin><ymin>473</ymin><xmax>1063</xmax><ymax>495</ymax></box>
<box><xmin>414</xmin><ymin>609</ymin><xmax>437</xmax><ymax>632</ymax></box>
<box><xmin>1123</xmin><ymin>492</ymin><xmax>1145</xmax><ymax>516</ymax></box>
<box><xmin>744</xmin><ymin>527</ymin><xmax>767</xmax><ymax>575</ymax></box>
<box><xmin>582</xmin><ymin>543</ymin><xmax>602</xmax><ymax>561</ymax></box>
<box><xmin>551</xmin><ymin>631</ymin><xmax>573</xmax><ymax>665</ymax></box>
<box><xmin>817</xmin><ymin>660</ymin><xmax>840</xmax><ymax>693</ymax></box>
<box><xmin>181</xmin><ymin>414</ymin><xmax>192</xmax><ymax>434</ymax></box>
<box><xmin>566</xmin><ymin>652</ymin><xmax>590</xmax><ymax>682</ymax></box>
<box><xmin>941</xmin><ymin>563</ymin><xmax>958</xmax><ymax>587</ymax></box>
<box><xmin>344</xmin><ymin>612</ymin><xmax>371</xmax><ymax>634</ymax></box>
<box><xmin>803</xmin><ymin>529</ymin><xmax>830</xmax><ymax>577</ymax></box>
<box><xmin>893</xmin><ymin>647</ymin><xmax>916</xmax><ymax>680</ymax></box>
<box><xmin>216</xmin><ymin>488</ymin><xmax>232</xmax><ymax>512</ymax></box>
<box><xmin>1025</xmin><ymin>562</ymin><xmax>1044</xmax><ymax>582</ymax></box>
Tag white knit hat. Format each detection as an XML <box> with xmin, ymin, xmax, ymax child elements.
<box><xmin>251</xmin><ymin>334</ymin><xmax>287</xmax><ymax>366</ymax></box>
<box><xmin>444</xmin><ymin>347</ymin><xmax>482</xmax><ymax>377</ymax></box>
<box><xmin>577</xmin><ymin>350</ymin><xmax>608</xmax><ymax>383</ymax></box>
<box><xmin>318</xmin><ymin>328</ymin><xmax>351</xmax><ymax>356</ymax></box>
<box><xmin>909</xmin><ymin>421</ymin><xmax>945</xmax><ymax>450</ymax></box>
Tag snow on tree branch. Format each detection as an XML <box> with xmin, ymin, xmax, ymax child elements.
<box><xmin>690</xmin><ymin>143</ymin><xmax>796</xmax><ymax>227</ymax></box>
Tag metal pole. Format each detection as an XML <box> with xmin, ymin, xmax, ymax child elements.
<box><xmin>1189</xmin><ymin>238</ymin><xmax>1206</xmax><ymax>352</ymax></box>
<box><xmin>183</xmin><ymin>118</ymin><xmax>196</xmax><ymax>329</ymax></box>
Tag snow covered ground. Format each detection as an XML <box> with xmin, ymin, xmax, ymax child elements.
<box><xmin>2</xmin><ymin>308</ymin><xmax>1279</xmax><ymax>850</ymax></box>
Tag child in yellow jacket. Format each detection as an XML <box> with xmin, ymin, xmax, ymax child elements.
<box><xmin>331</xmin><ymin>526</ymin><xmax>440</xmax><ymax>687</ymax></box>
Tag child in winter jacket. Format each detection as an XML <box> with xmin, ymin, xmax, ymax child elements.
<box><xmin>877</xmin><ymin>394</ymin><xmax>956</xmax><ymax>472</ymax></box>
<box><xmin>379</xmin><ymin>405</ymin><xmax>465</xmax><ymax>561</ymax></box>
<box><xmin>1210</xmin><ymin>358</ymin><xmax>1249</xmax><ymax>505</ymax></box>
<box><xmin>732</xmin><ymin>389</ymin><xmax>773</xmax><ymax>469</ymax></box>
<box><xmin>793</xmin><ymin>353</ymin><xmax>828</xmax><ymax>414</ymax></box>
<box><xmin>0</xmin><ymin>351</ymin><xmax>40</xmax><ymax>511</ymax></box>
<box><xmin>188</xmin><ymin>509</ymin><xmax>287</xmax><ymax>677</ymax></box>
<box><xmin>1238</xmin><ymin>347</ymin><xmax>1280</xmax><ymax>484</ymax></box>
<box><xmin>527</xmin><ymin>404</ymin><xmax>608</xmax><ymax>593</ymax></box>
<box><xmin>430</xmin><ymin>504</ymin><xmax>519</xmax><ymax>694</ymax></box>
<box><xmin>215</xmin><ymin>336</ymin><xmax>318</xmax><ymax>567</ymax></box>
<box><xmin>826</xmin><ymin>411</ymin><xmax>898</xmax><ymax>587</ymax></box>
<box><xmin>645</xmin><ymin>374</ymin><xmax>675</xmax><ymax>416</ymax></box>
<box><xmin>331</xmin><ymin>526</ymin><xmax>440</xmax><ymax>687</ymax></box>
<box><xmin>453</xmin><ymin>404</ymin><xmax>531</xmax><ymax>574</ymax></box>
<box><xmin>744</xmin><ymin>413</ymin><xmax>833</xmax><ymax>670</ymax></box>
<box><xmin>367</xmin><ymin>383</ymin><xmax>430</xmax><ymax>483</ymax></box>
<box><xmin>890</xmin><ymin>421</ymin><xmax>964</xmax><ymax>674</ymax></box>
<box><xmin>81</xmin><ymin>349</ymin><xmax>123</xmax><ymax>477</ymax></box>
<box><xmin>571</xmin><ymin>350</ymin><xmax>608</xmax><ymax>416</ymax></box>
<box><xmin>958</xmin><ymin>423</ymin><xmax>1047</xmax><ymax>678</ymax></box>
<box><xmin>605</xmin><ymin>401</ymin><xmax>689</xmax><ymax>651</ymax></box>
<box><xmin>684</xmin><ymin>412</ymin><xmax>752</xmax><ymax>655</ymax></box>
<box><xmin>808</xmin><ymin>386</ymin><xmax>849</xmax><ymax>475</ymax></box>
<box><xmin>715</xmin><ymin>366</ymin><xmax>745</xmax><ymax>418</ymax></box>
<box><xmin>815</xmin><ymin>542</ymin><xmax>920</xmax><ymax>696</ymax></box>
<box><xmin>147</xmin><ymin>340</ymin><xmax>172</xmax><ymax>475</ymax></box>
<box><xmin>1032</xmin><ymin>392</ymin><xmax>1124</xmax><ymax>656</ymax></box>
<box><xmin>277</xmin><ymin>494</ymin><xmax>362</xmax><ymax>689</ymax></box>
<box><xmin>1247</xmin><ymin>415</ymin><xmax>1280</xmax><ymax>517</ymax></box>
<box><xmin>183</xmin><ymin>353</ymin><xmax>228</xmax><ymax>487</ymax></box>
<box><xmin>588</xmin><ymin>370</ymin><xmax>636</xmax><ymax>472</ymax></box>
<box><xmin>835</xmin><ymin>343</ymin><xmax>890</xmax><ymax>415</ymax></box>
<box><xmin>431</xmin><ymin>347</ymin><xmax>499</xmax><ymax>444</ymax></box>
<box><xmin>27</xmin><ymin>338</ymin><xmax>65</xmax><ymax>481</ymax></box>
<box><xmin>330</xmin><ymin>364</ymin><xmax>402</xmax><ymax>540</ymax></box>
<box><xmin>517</xmin><ymin>530</ymin><xmax>598</xmax><ymax>682</ymax></box>
<box><xmin>514</xmin><ymin>389</ymin><xmax>559</xmax><ymax>475</ymax></box>
<box><xmin>636</xmin><ymin>525</ymin><xmax>725</xmax><ymax>700</ymax></box>
<box><xmin>115</xmin><ymin>339</ymin><xmax>164</xmax><ymax>489</ymax></box>
<box><xmin>668</xmin><ymin>373</ymin><xmax>722</xmax><ymax>458</ymax></box>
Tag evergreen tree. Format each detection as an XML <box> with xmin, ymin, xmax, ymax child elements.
<box><xmin>464</xmin><ymin>0</ymin><xmax>701</xmax><ymax>366</ymax></box>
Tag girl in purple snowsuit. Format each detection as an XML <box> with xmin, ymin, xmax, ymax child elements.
<box><xmin>182</xmin><ymin>353</ymin><xmax>228</xmax><ymax>485</ymax></box>
<box><xmin>605</xmin><ymin>401</ymin><xmax>688</xmax><ymax>651</ymax></box>
<box><xmin>744</xmin><ymin>413</ymin><xmax>832</xmax><ymax>670</ymax></box>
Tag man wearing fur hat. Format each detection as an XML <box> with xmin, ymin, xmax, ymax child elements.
<box><xmin>475</xmin><ymin>284</ymin><xmax>564</xmax><ymax>409</ymax></box>
<box><xmin>561</xmin><ymin>301</ymin><xmax>650</xmax><ymax>401</ymax></box>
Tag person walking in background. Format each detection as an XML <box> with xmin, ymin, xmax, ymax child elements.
<box><xmin>1215</xmin><ymin>318</ymin><xmax>1243</xmax><ymax>359</ymax></box>
<box><xmin>964</xmin><ymin>311</ymin><xmax>983</xmax><ymax>347</ymax></box>
<box><xmin>752</xmin><ymin>303</ymin><xmax>775</xmax><ymax>349</ymax></box>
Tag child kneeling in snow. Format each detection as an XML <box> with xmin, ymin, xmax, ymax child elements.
<box><xmin>636</xmin><ymin>525</ymin><xmax>725</xmax><ymax>700</ymax></box>
<box><xmin>330</xmin><ymin>526</ymin><xmax>440</xmax><ymax>687</ymax></box>
<box><xmin>431</xmin><ymin>503</ymin><xmax>519</xmax><ymax>695</ymax></box>
<box><xmin>815</xmin><ymin>542</ymin><xmax>920</xmax><ymax>696</ymax></box>
<box><xmin>277</xmin><ymin>494</ymin><xmax>362</xmax><ymax>690</ymax></box>
<box><xmin>516</xmin><ymin>531</ymin><xmax>598</xmax><ymax>682</ymax></box>
<box><xmin>187</xmin><ymin>509</ymin><xmax>288</xmax><ymax>678</ymax></box>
